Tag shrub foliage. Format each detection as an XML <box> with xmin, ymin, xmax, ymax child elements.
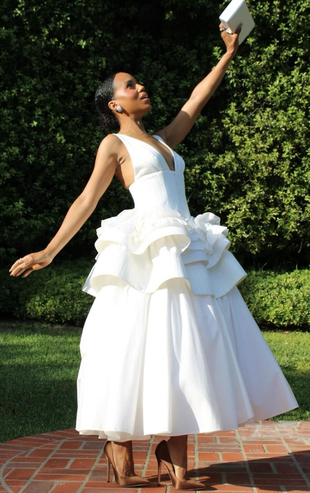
<box><xmin>1</xmin><ymin>262</ymin><xmax>310</xmax><ymax>329</ymax></box>
<box><xmin>1</xmin><ymin>0</ymin><xmax>309</xmax><ymax>267</ymax></box>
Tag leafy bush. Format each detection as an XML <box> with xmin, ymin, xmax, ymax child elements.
<box><xmin>1</xmin><ymin>0</ymin><xmax>309</xmax><ymax>267</ymax></box>
<box><xmin>1</xmin><ymin>261</ymin><xmax>309</xmax><ymax>329</ymax></box>
<box><xmin>1</xmin><ymin>260</ymin><xmax>93</xmax><ymax>326</ymax></box>
<box><xmin>239</xmin><ymin>269</ymin><xmax>310</xmax><ymax>328</ymax></box>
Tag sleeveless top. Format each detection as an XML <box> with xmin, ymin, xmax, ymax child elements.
<box><xmin>82</xmin><ymin>134</ymin><xmax>246</xmax><ymax>298</ymax></box>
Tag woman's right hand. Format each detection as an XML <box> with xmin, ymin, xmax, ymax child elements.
<box><xmin>9</xmin><ymin>250</ymin><xmax>53</xmax><ymax>278</ymax></box>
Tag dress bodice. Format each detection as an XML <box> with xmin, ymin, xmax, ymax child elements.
<box><xmin>114</xmin><ymin>134</ymin><xmax>190</xmax><ymax>218</ymax></box>
<box><xmin>83</xmin><ymin>133</ymin><xmax>247</xmax><ymax>299</ymax></box>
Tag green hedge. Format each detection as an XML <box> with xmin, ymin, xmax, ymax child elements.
<box><xmin>239</xmin><ymin>269</ymin><xmax>310</xmax><ymax>328</ymax></box>
<box><xmin>1</xmin><ymin>260</ymin><xmax>93</xmax><ymax>326</ymax></box>
<box><xmin>1</xmin><ymin>261</ymin><xmax>309</xmax><ymax>329</ymax></box>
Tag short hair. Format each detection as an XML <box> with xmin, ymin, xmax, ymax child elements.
<box><xmin>95</xmin><ymin>74</ymin><xmax>119</xmax><ymax>131</ymax></box>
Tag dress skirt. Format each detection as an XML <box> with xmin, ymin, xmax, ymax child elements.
<box><xmin>76</xmin><ymin>277</ymin><xmax>298</xmax><ymax>442</ymax></box>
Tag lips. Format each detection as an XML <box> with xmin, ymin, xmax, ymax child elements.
<box><xmin>141</xmin><ymin>93</ymin><xmax>149</xmax><ymax>100</ymax></box>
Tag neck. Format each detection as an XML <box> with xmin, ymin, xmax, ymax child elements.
<box><xmin>118</xmin><ymin>117</ymin><xmax>147</xmax><ymax>136</ymax></box>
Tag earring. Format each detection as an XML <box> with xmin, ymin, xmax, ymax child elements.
<box><xmin>116</xmin><ymin>105</ymin><xmax>123</xmax><ymax>113</ymax></box>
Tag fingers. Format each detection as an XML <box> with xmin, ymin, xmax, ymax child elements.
<box><xmin>9</xmin><ymin>257</ymin><xmax>26</xmax><ymax>277</ymax></box>
<box><xmin>9</xmin><ymin>251</ymin><xmax>52</xmax><ymax>278</ymax></box>
<box><xmin>9</xmin><ymin>255</ymin><xmax>33</xmax><ymax>277</ymax></box>
<box><xmin>219</xmin><ymin>22</ymin><xmax>242</xmax><ymax>36</ymax></box>
<box><xmin>22</xmin><ymin>269</ymin><xmax>34</xmax><ymax>278</ymax></box>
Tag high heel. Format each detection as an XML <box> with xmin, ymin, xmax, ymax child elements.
<box><xmin>103</xmin><ymin>440</ymin><xmax>150</xmax><ymax>487</ymax></box>
<box><xmin>155</xmin><ymin>440</ymin><xmax>207</xmax><ymax>490</ymax></box>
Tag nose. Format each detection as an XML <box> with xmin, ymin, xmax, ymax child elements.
<box><xmin>138</xmin><ymin>83</ymin><xmax>145</xmax><ymax>93</ymax></box>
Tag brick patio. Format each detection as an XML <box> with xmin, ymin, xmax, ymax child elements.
<box><xmin>1</xmin><ymin>421</ymin><xmax>310</xmax><ymax>493</ymax></box>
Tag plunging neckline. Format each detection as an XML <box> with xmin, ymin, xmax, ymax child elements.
<box><xmin>116</xmin><ymin>133</ymin><xmax>176</xmax><ymax>172</ymax></box>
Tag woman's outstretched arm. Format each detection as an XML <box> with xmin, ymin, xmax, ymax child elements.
<box><xmin>9</xmin><ymin>134</ymin><xmax>120</xmax><ymax>278</ymax></box>
<box><xmin>158</xmin><ymin>25</ymin><xmax>240</xmax><ymax>149</ymax></box>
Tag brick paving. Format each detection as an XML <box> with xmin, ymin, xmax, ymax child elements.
<box><xmin>0</xmin><ymin>421</ymin><xmax>310</xmax><ymax>493</ymax></box>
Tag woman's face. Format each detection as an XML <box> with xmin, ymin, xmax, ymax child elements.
<box><xmin>111</xmin><ymin>72</ymin><xmax>151</xmax><ymax>116</ymax></box>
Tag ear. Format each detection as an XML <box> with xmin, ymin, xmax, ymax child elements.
<box><xmin>108</xmin><ymin>100</ymin><xmax>116</xmax><ymax>112</ymax></box>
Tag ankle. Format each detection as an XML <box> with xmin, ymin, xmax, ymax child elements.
<box><xmin>167</xmin><ymin>436</ymin><xmax>188</xmax><ymax>478</ymax></box>
<box><xmin>111</xmin><ymin>441</ymin><xmax>135</xmax><ymax>477</ymax></box>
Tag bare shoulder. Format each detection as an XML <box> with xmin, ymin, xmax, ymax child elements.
<box><xmin>97</xmin><ymin>133</ymin><xmax>122</xmax><ymax>155</ymax></box>
<box><xmin>153</xmin><ymin>129</ymin><xmax>168</xmax><ymax>144</ymax></box>
<box><xmin>153</xmin><ymin>128</ymin><xmax>177</xmax><ymax>149</ymax></box>
<box><xmin>94</xmin><ymin>134</ymin><xmax>123</xmax><ymax>169</ymax></box>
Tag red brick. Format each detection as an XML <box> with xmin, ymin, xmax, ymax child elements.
<box><xmin>292</xmin><ymin>451</ymin><xmax>310</xmax><ymax>459</ymax></box>
<box><xmin>221</xmin><ymin>453</ymin><xmax>244</xmax><ymax>462</ymax></box>
<box><xmin>273</xmin><ymin>463</ymin><xmax>300</xmax><ymax>474</ymax></box>
<box><xmin>3</xmin><ymin>480</ymin><xmax>26</xmax><ymax>489</ymax></box>
<box><xmin>289</xmin><ymin>445</ymin><xmax>310</xmax><ymax>451</ymax></box>
<box><xmin>248</xmin><ymin>462</ymin><xmax>273</xmax><ymax>473</ymax></box>
<box><xmin>59</xmin><ymin>442</ymin><xmax>82</xmax><ymax>450</ymax></box>
<box><xmin>69</xmin><ymin>459</ymin><xmax>96</xmax><ymax>469</ymax></box>
<box><xmin>226</xmin><ymin>473</ymin><xmax>251</xmax><ymax>483</ymax></box>
<box><xmin>88</xmin><ymin>470</ymin><xmax>107</xmax><ymax>481</ymax></box>
<box><xmin>23</xmin><ymin>481</ymin><xmax>54</xmax><ymax>493</ymax></box>
<box><xmin>264</xmin><ymin>445</ymin><xmax>288</xmax><ymax>453</ymax></box>
<box><xmin>140</xmin><ymin>488</ymin><xmax>165</xmax><ymax>493</ymax></box>
<box><xmin>243</xmin><ymin>444</ymin><xmax>265</xmax><ymax>453</ymax></box>
<box><xmin>9</xmin><ymin>458</ymin><xmax>43</xmax><ymax>466</ymax></box>
<box><xmin>193</xmin><ymin>485</ymin><xmax>253</xmax><ymax>492</ymax></box>
<box><xmin>215</xmin><ymin>430</ymin><xmax>236</xmax><ymax>436</ymax></box>
<box><xmin>83</xmin><ymin>483</ymin><xmax>139</xmax><ymax>493</ymax></box>
<box><xmin>50</xmin><ymin>482</ymin><xmax>84</xmax><ymax>493</ymax></box>
<box><xmin>85</xmin><ymin>481</ymin><xmax>117</xmax><ymax>488</ymax></box>
<box><xmin>36</xmin><ymin>474</ymin><xmax>85</xmax><ymax>481</ymax></box>
<box><xmin>254</xmin><ymin>478</ymin><xmax>308</xmax><ymax>486</ymax></box>
<box><xmin>282</xmin><ymin>490</ymin><xmax>310</xmax><ymax>493</ymax></box>
<box><xmin>44</xmin><ymin>459</ymin><xmax>71</xmax><ymax>469</ymax></box>
<box><xmin>82</xmin><ymin>442</ymin><xmax>103</xmax><ymax>450</ymax></box>
<box><xmin>219</xmin><ymin>437</ymin><xmax>239</xmax><ymax>443</ymax></box>
<box><xmin>196</xmin><ymin>436</ymin><xmax>217</xmax><ymax>443</ymax></box>
<box><xmin>254</xmin><ymin>489</ymin><xmax>282</xmax><ymax>492</ymax></box>
<box><xmin>297</xmin><ymin>422</ymin><xmax>310</xmax><ymax>430</ymax></box>
<box><xmin>28</xmin><ymin>449</ymin><xmax>54</xmax><ymax>458</ymax></box>
<box><xmin>244</xmin><ymin>453</ymin><xmax>288</xmax><ymax>459</ymax></box>
<box><xmin>53</xmin><ymin>450</ymin><xmax>97</xmax><ymax>457</ymax></box>
<box><xmin>5</xmin><ymin>468</ymin><xmax>36</xmax><ymax>480</ymax></box>
<box><xmin>198</xmin><ymin>452</ymin><xmax>219</xmax><ymax>461</ymax></box>
<box><xmin>85</xmin><ymin>487</ymin><xmax>137</xmax><ymax>492</ymax></box>
<box><xmin>3</xmin><ymin>488</ymin><xmax>23</xmax><ymax>493</ymax></box>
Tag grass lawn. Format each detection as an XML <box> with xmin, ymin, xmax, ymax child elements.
<box><xmin>0</xmin><ymin>320</ymin><xmax>309</xmax><ymax>444</ymax></box>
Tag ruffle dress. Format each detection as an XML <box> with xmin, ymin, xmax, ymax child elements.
<box><xmin>76</xmin><ymin>134</ymin><xmax>298</xmax><ymax>442</ymax></box>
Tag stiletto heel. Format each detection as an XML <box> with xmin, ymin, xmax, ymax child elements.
<box><xmin>103</xmin><ymin>440</ymin><xmax>150</xmax><ymax>487</ymax></box>
<box><xmin>156</xmin><ymin>455</ymin><xmax>162</xmax><ymax>485</ymax></box>
<box><xmin>106</xmin><ymin>455</ymin><xmax>111</xmax><ymax>482</ymax></box>
<box><xmin>155</xmin><ymin>440</ymin><xmax>207</xmax><ymax>490</ymax></box>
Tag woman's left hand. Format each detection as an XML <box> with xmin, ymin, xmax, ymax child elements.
<box><xmin>220</xmin><ymin>22</ymin><xmax>241</xmax><ymax>57</ymax></box>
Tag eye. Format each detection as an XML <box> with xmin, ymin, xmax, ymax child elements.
<box><xmin>126</xmin><ymin>80</ymin><xmax>135</xmax><ymax>88</ymax></box>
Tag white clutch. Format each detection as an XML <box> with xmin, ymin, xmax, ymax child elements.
<box><xmin>219</xmin><ymin>0</ymin><xmax>255</xmax><ymax>45</ymax></box>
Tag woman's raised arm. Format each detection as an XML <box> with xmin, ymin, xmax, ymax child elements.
<box><xmin>9</xmin><ymin>134</ymin><xmax>120</xmax><ymax>278</ymax></box>
<box><xmin>158</xmin><ymin>25</ymin><xmax>240</xmax><ymax>149</ymax></box>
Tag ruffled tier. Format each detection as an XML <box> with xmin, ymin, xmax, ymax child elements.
<box><xmin>83</xmin><ymin>209</ymin><xmax>246</xmax><ymax>298</ymax></box>
<box><xmin>76</xmin><ymin>282</ymin><xmax>298</xmax><ymax>441</ymax></box>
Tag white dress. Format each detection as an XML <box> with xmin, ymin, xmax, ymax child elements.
<box><xmin>76</xmin><ymin>134</ymin><xmax>298</xmax><ymax>442</ymax></box>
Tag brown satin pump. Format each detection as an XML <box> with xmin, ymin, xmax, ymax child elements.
<box><xmin>103</xmin><ymin>440</ymin><xmax>150</xmax><ymax>487</ymax></box>
<box><xmin>155</xmin><ymin>440</ymin><xmax>207</xmax><ymax>490</ymax></box>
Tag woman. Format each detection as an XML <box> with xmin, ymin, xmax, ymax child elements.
<box><xmin>10</xmin><ymin>24</ymin><xmax>297</xmax><ymax>490</ymax></box>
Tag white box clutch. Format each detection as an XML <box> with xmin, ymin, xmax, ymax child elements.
<box><xmin>219</xmin><ymin>0</ymin><xmax>255</xmax><ymax>45</ymax></box>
